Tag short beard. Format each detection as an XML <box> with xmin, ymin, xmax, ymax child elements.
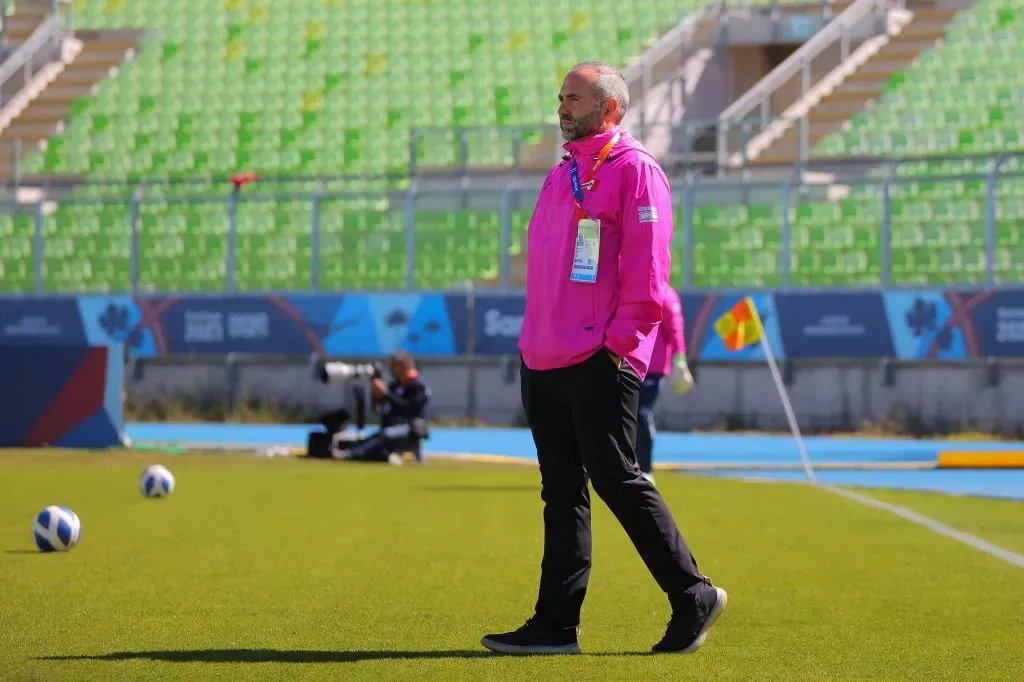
<box><xmin>560</xmin><ymin>107</ymin><xmax>603</xmax><ymax>142</ymax></box>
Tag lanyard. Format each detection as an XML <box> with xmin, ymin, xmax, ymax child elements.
<box><xmin>569</xmin><ymin>131</ymin><xmax>620</xmax><ymax>219</ymax></box>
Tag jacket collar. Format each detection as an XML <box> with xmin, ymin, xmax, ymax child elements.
<box><xmin>562</xmin><ymin>126</ymin><xmax>625</xmax><ymax>159</ymax></box>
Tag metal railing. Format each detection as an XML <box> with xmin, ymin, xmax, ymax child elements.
<box><xmin>621</xmin><ymin>2</ymin><xmax>722</xmax><ymax>138</ymax></box>
<box><xmin>0</xmin><ymin>0</ymin><xmax>847</xmax><ymax>186</ymax></box>
<box><xmin>1</xmin><ymin>117</ymin><xmax>785</xmax><ymax>187</ymax></box>
<box><xmin>717</xmin><ymin>0</ymin><xmax>903</xmax><ymax>169</ymax></box>
<box><xmin>404</xmin><ymin>1</ymin><xmax>854</xmax><ymax>172</ymax></box>
<box><xmin>0</xmin><ymin>1</ymin><xmax>73</xmax><ymax>60</ymax></box>
<box><xmin>599</xmin><ymin>1</ymin><xmax>849</xmax><ymax>139</ymax></box>
<box><xmin>0</xmin><ymin>2</ymin><xmax>70</xmax><ymax>127</ymax></box>
<box><xmin>3</xmin><ymin>155</ymin><xmax>1024</xmax><ymax>296</ymax></box>
<box><xmin>408</xmin><ymin>119</ymin><xmax>746</xmax><ymax>175</ymax></box>
<box><xmin>12</xmin><ymin>114</ymin><xmax>1014</xmax><ymax>191</ymax></box>
<box><xmin>0</xmin><ymin>11</ymin><xmax>62</xmax><ymax>95</ymax></box>
<box><xmin>407</xmin><ymin>116</ymin><xmax>817</xmax><ymax>176</ymax></box>
<box><xmin>9</xmin><ymin>111</ymin><xmax>1007</xmax><ymax>190</ymax></box>
<box><xmin>0</xmin><ymin>0</ymin><xmax>895</xmax><ymax>187</ymax></box>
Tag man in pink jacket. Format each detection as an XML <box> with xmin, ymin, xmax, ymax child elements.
<box><xmin>481</xmin><ymin>61</ymin><xmax>726</xmax><ymax>657</ymax></box>
<box><xmin>639</xmin><ymin>287</ymin><xmax>695</xmax><ymax>483</ymax></box>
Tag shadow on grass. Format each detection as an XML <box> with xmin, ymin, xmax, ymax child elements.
<box><xmin>5</xmin><ymin>550</ymin><xmax>42</xmax><ymax>555</ymax></box>
<box><xmin>42</xmin><ymin>649</ymin><xmax>493</xmax><ymax>663</ymax></box>
<box><xmin>42</xmin><ymin>648</ymin><xmax>652</xmax><ymax>663</ymax></box>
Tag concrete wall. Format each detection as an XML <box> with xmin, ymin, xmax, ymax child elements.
<box><xmin>125</xmin><ymin>356</ymin><xmax>1024</xmax><ymax>436</ymax></box>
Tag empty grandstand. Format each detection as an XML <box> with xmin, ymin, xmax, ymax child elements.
<box><xmin>0</xmin><ymin>0</ymin><xmax>1018</xmax><ymax>293</ymax></box>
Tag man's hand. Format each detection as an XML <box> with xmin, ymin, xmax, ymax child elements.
<box><xmin>371</xmin><ymin>378</ymin><xmax>388</xmax><ymax>400</ymax></box>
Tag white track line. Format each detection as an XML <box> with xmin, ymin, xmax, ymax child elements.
<box><xmin>826</xmin><ymin>485</ymin><xmax>1024</xmax><ymax>570</ymax></box>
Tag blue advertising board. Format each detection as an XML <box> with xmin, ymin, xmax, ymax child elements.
<box><xmin>958</xmin><ymin>290</ymin><xmax>1024</xmax><ymax>358</ymax></box>
<box><xmin>472</xmin><ymin>295</ymin><xmax>525</xmax><ymax>356</ymax></box>
<box><xmin>774</xmin><ymin>292</ymin><xmax>895</xmax><ymax>359</ymax></box>
<box><xmin>883</xmin><ymin>291</ymin><xmax>968</xmax><ymax>360</ymax></box>
<box><xmin>3</xmin><ymin>290</ymin><xmax>1024</xmax><ymax>360</ymax></box>
<box><xmin>1</xmin><ymin>294</ymin><xmax>465</xmax><ymax>357</ymax></box>
<box><xmin>0</xmin><ymin>299</ymin><xmax>87</xmax><ymax>347</ymax></box>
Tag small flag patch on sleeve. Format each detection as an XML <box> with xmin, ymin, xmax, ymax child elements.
<box><xmin>638</xmin><ymin>206</ymin><xmax>658</xmax><ymax>223</ymax></box>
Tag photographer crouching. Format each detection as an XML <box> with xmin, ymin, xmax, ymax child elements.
<box><xmin>306</xmin><ymin>350</ymin><xmax>431</xmax><ymax>465</ymax></box>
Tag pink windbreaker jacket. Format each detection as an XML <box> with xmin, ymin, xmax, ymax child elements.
<box><xmin>648</xmin><ymin>286</ymin><xmax>686</xmax><ymax>376</ymax></box>
<box><xmin>517</xmin><ymin>127</ymin><xmax>674</xmax><ymax>381</ymax></box>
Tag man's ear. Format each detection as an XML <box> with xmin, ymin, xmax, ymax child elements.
<box><xmin>604</xmin><ymin>98</ymin><xmax>620</xmax><ymax>123</ymax></box>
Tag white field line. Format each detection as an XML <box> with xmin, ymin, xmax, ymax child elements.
<box><xmin>826</xmin><ymin>485</ymin><xmax>1024</xmax><ymax>570</ymax></box>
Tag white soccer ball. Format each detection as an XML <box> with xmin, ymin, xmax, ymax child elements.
<box><xmin>140</xmin><ymin>464</ymin><xmax>175</xmax><ymax>498</ymax></box>
<box><xmin>33</xmin><ymin>505</ymin><xmax>82</xmax><ymax>552</ymax></box>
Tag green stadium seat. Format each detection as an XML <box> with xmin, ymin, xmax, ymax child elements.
<box><xmin>4</xmin><ymin>1</ymin><xmax>1018</xmax><ymax>292</ymax></box>
<box><xmin>2</xmin><ymin>0</ymin><xmax>718</xmax><ymax>292</ymax></box>
<box><xmin>798</xmin><ymin>0</ymin><xmax>1024</xmax><ymax>286</ymax></box>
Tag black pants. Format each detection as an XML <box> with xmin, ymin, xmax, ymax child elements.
<box><xmin>637</xmin><ymin>373</ymin><xmax>664</xmax><ymax>474</ymax></box>
<box><xmin>342</xmin><ymin>432</ymin><xmax>419</xmax><ymax>462</ymax></box>
<box><xmin>521</xmin><ymin>349</ymin><xmax>710</xmax><ymax>629</ymax></box>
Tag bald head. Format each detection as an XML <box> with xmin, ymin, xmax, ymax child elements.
<box><xmin>557</xmin><ymin>61</ymin><xmax>629</xmax><ymax>141</ymax></box>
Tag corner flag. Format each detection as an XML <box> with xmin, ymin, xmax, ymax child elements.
<box><xmin>715</xmin><ymin>297</ymin><xmax>816</xmax><ymax>483</ymax></box>
<box><xmin>713</xmin><ymin>297</ymin><xmax>763</xmax><ymax>352</ymax></box>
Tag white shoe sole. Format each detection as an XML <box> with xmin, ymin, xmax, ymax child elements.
<box><xmin>678</xmin><ymin>586</ymin><xmax>728</xmax><ymax>654</ymax></box>
<box><xmin>480</xmin><ymin>638</ymin><xmax>582</xmax><ymax>655</ymax></box>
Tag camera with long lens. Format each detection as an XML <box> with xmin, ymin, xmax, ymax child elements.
<box><xmin>306</xmin><ymin>356</ymin><xmax>384</xmax><ymax>458</ymax></box>
<box><xmin>313</xmin><ymin>359</ymin><xmax>383</xmax><ymax>384</ymax></box>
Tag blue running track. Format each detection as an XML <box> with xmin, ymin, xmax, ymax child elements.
<box><xmin>125</xmin><ymin>423</ymin><xmax>1024</xmax><ymax>501</ymax></box>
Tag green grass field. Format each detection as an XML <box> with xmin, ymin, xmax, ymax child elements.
<box><xmin>2</xmin><ymin>450</ymin><xmax>1023</xmax><ymax>681</ymax></box>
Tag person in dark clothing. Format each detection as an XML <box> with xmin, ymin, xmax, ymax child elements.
<box><xmin>637</xmin><ymin>286</ymin><xmax>694</xmax><ymax>484</ymax></box>
<box><xmin>325</xmin><ymin>351</ymin><xmax>431</xmax><ymax>465</ymax></box>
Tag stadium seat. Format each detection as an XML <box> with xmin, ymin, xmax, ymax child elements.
<box><xmin>1</xmin><ymin>0</ymin><xmax>708</xmax><ymax>292</ymax></box>
<box><xmin>804</xmin><ymin>0</ymin><xmax>1023</xmax><ymax>286</ymax></box>
<box><xmin>664</xmin><ymin>0</ymin><xmax>1023</xmax><ymax>290</ymax></box>
<box><xmin>38</xmin><ymin>0</ymin><xmax>704</xmax><ymax>182</ymax></box>
<box><xmin>3</xmin><ymin>0</ymin><xmax>1019</xmax><ymax>292</ymax></box>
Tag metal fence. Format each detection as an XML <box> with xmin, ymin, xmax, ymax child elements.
<box><xmin>4</xmin><ymin>158</ymin><xmax>1024</xmax><ymax>295</ymax></box>
<box><xmin>3</xmin><ymin>116</ymin><xmax>787</xmax><ymax>189</ymax></box>
<box><xmin>0</xmin><ymin>0</ymin><xmax>894</xmax><ymax>186</ymax></box>
<box><xmin>408</xmin><ymin>118</ymin><xmax>778</xmax><ymax>176</ymax></box>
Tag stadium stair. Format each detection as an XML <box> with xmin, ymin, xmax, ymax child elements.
<box><xmin>618</xmin><ymin>2</ymin><xmax>723</xmax><ymax>161</ymax></box>
<box><xmin>0</xmin><ymin>29</ymin><xmax>142</xmax><ymax>185</ymax></box>
<box><xmin>750</xmin><ymin>0</ymin><xmax>960</xmax><ymax>165</ymax></box>
<box><xmin>816</xmin><ymin>0</ymin><xmax>1022</xmax><ymax>159</ymax></box>
<box><xmin>2</xmin><ymin>0</ymin><xmax>53</xmax><ymax>49</ymax></box>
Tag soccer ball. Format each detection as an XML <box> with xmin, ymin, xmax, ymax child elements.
<box><xmin>33</xmin><ymin>505</ymin><xmax>82</xmax><ymax>552</ymax></box>
<box><xmin>140</xmin><ymin>464</ymin><xmax>175</xmax><ymax>498</ymax></box>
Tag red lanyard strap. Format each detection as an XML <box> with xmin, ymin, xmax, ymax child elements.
<box><xmin>570</xmin><ymin>131</ymin><xmax>620</xmax><ymax>219</ymax></box>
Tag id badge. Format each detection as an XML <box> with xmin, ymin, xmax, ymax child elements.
<box><xmin>570</xmin><ymin>218</ymin><xmax>600</xmax><ymax>283</ymax></box>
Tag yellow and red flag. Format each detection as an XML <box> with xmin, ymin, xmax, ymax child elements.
<box><xmin>713</xmin><ymin>297</ymin><xmax>763</xmax><ymax>352</ymax></box>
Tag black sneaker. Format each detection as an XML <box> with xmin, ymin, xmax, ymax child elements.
<box><xmin>480</xmin><ymin>617</ymin><xmax>582</xmax><ymax>655</ymax></box>
<box><xmin>652</xmin><ymin>585</ymin><xmax>728</xmax><ymax>654</ymax></box>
